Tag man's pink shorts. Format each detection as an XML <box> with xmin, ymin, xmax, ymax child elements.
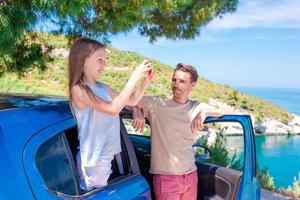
<box><xmin>153</xmin><ymin>170</ymin><xmax>198</xmax><ymax>200</ymax></box>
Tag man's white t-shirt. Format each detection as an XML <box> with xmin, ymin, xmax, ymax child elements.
<box><xmin>140</xmin><ymin>96</ymin><xmax>205</xmax><ymax>175</ymax></box>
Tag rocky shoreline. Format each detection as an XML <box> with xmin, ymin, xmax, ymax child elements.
<box><xmin>204</xmin><ymin>98</ymin><xmax>300</xmax><ymax>135</ymax></box>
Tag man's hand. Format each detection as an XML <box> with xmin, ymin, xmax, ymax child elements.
<box><xmin>132</xmin><ymin>106</ymin><xmax>145</xmax><ymax>133</ymax></box>
<box><xmin>191</xmin><ymin>112</ymin><xmax>206</xmax><ymax>132</ymax></box>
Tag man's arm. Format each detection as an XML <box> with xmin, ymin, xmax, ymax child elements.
<box><xmin>191</xmin><ymin>109</ymin><xmax>232</xmax><ymax>132</ymax></box>
<box><xmin>132</xmin><ymin>95</ymin><xmax>155</xmax><ymax>133</ymax></box>
<box><xmin>126</xmin><ymin>105</ymin><xmax>145</xmax><ymax>133</ymax></box>
<box><xmin>131</xmin><ymin>95</ymin><xmax>156</xmax><ymax>133</ymax></box>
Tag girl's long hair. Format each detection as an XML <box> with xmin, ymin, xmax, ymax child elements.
<box><xmin>68</xmin><ymin>38</ymin><xmax>105</xmax><ymax>111</ymax></box>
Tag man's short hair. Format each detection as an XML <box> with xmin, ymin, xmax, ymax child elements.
<box><xmin>175</xmin><ymin>63</ymin><xmax>198</xmax><ymax>83</ymax></box>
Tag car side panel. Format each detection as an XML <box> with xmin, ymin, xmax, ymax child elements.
<box><xmin>85</xmin><ymin>175</ymin><xmax>151</xmax><ymax>200</ymax></box>
<box><xmin>0</xmin><ymin>105</ymin><xmax>71</xmax><ymax>200</ymax></box>
<box><xmin>23</xmin><ymin>118</ymin><xmax>151</xmax><ymax>200</ymax></box>
<box><xmin>0</xmin><ymin>126</ymin><xmax>34</xmax><ymax>200</ymax></box>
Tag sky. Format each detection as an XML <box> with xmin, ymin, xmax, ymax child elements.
<box><xmin>109</xmin><ymin>0</ymin><xmax>300</xmax><ymax>89</ymax></box>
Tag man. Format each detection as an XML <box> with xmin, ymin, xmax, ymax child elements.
<box><xmin>133</xmin><ymin>63</ymin><xmax>224</xmax><ymax>200</ymax></box>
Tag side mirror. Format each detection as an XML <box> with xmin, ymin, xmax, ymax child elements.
<box><xmin>192</xmin><ymin>145</ymin><xmax>212</xmax><ymax>160</ymax></box>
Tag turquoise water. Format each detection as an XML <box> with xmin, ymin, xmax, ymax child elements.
<box><xmin>226</xmin><ymin>135</ymin><xmax>300</xmax><ymax>188</ymax></box>
<box><xmin>227</xmin><ymin>87</ymin><xmax>300</xmax><ymax>188</ymax></box>
<box><xmin>235</xmin><ymin>87</ymin><xmax>300</xmax><ymax>115</ymax></box>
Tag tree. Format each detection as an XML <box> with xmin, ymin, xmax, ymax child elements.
<box><xmin>0</xmin><ymin>0</ymin><xmax>238</xmax><ymax>74</ymax></box>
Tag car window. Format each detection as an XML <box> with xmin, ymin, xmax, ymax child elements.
<box><xmin>35</xmin><ymin>132</ymin><xmax>80</xmax><ymax>195</ymax></box>
<box><xmin>196</xmin><ymin>121</ymin><xmax>244</xmax><ymax>171</ymax></box>
<box><xmin>35</xmin><ymin>126</ymin><xmax>131</xmax><ymax>197</ymax></box>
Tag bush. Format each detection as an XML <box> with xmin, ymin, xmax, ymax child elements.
<box><xmin>277</xmin><ymin>177</ymin><xmax>300</xmax><ymax>199</ymax></box>
<box><xmin>258</xmin><ymin>167</ymin><xmax>276</xmax><ymax>191</ymax></box>
<box><xmin>196</xmin><ymin>133</ymin><xmax>242</xmax><ymax>170</ymax></box>
<box><xmin>287</xmin><ymin>178</ymin><xmax>300</xmax><ymax>197</ymax></box>
<box><xmin>227</xmin><ymin>90</ymin><xmax>239</xmax><ymax>106</ymax></box>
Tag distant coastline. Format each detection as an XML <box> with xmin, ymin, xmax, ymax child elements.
<box><xmin>234</xmin><ymin>86</ymin><xmax>300</xmax><ymax>116</ymax></box>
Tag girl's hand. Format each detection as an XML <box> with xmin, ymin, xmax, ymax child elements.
<box><xmin>147</xmin><ymin>68</ymin><xmax>154</xmax><ymax>78</ymax></box>
<box><xmin>132</xmin><ymin>60</ymin><xmax>152</xmax><ymax>79</ymax></box>
<box><xmin>142</xmin><ymin>68</ymin><xmax>154</xmax><ymax>87</ymax></box>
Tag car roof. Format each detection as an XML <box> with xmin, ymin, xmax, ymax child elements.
<box><xmin>0</xmin><ymin>93</ymin><xmax>68</xmax><ymax>110</ymax></box>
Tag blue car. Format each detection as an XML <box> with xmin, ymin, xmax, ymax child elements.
<box><xmin>0</xmin><ymin>93</ymin><xmax>260</xmax><ymax>200</ymax></box>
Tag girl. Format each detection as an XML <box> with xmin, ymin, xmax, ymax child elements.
<box><xmin>68</xmin><ymin>38</ymin><xmax>153</xmax><ymax>190</ymax></box>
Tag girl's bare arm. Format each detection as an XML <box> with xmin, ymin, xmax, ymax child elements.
<box><xmin>72</xmin><ymin>60</ymin><xmax>151</xmax><ymax>115</ymax></box>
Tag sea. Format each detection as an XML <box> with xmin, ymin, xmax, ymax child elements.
<box><xmin>228</xmin><ymin>87</ymin><xmax>300</xmax><ymax>188</ymax></box>
<box><xmin>235</xmin><ymin>87</ymin><xmax>300</xmax><ymax>116</ymax></box>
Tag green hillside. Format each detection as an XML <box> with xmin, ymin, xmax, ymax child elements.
<box><xmin>0</xmin><ymin>33</ymin><xmax>292</xmax><ymax>123</ymax></box>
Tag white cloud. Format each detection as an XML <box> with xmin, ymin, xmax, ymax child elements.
<box><xmin>207</xmin><ymin>0</ymin><xmax>300</xmax><ymax>30</ymax></box>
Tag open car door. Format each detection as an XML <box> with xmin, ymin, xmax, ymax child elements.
<box><xmin>197</xmin><ymin>115</ymin><xmax>260</xmax><ymax>200</ymax></box>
